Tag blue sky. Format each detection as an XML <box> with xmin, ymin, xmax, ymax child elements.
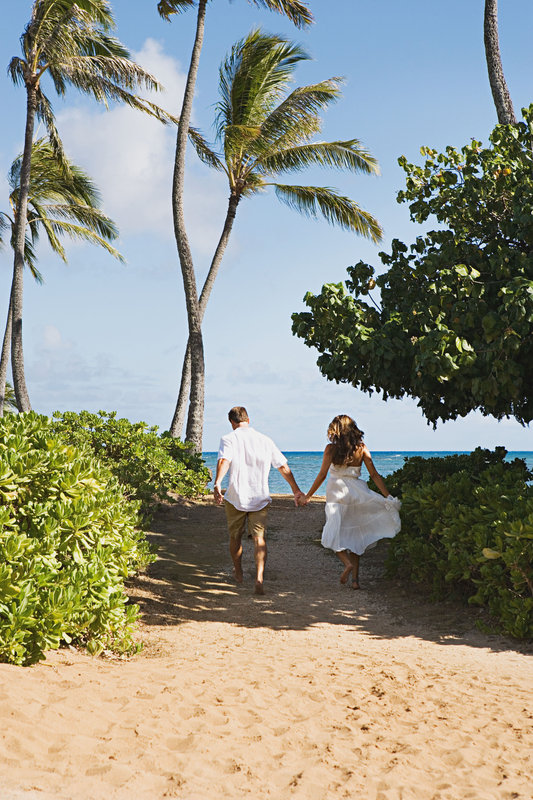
<box><xmin>1</xmin><ymin>0</ymin><xmax>532</xmax><ymax>451</ymax></box>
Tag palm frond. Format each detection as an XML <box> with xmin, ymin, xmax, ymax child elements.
<box><xmin>10</xmin><ymin>138</ymin><xmax>90</xmax><ymax>207</ymax></box>
<box><xmin>26</xmin><ymin>210</ymin><xmax>41</xmax><ymax>243</ymax></box>
<box><xmin>216</xmin><ymin>30</ymin><xmax>310</xmax><ymax>140</ymax></box>
<box><xmin>188</xmin><ymin>127</ymin><xmax>225</xmax><ymax>171</ymax></box>
<box><xmin>63</xmin><ymin>50</ymin><xmax>162</xmax><ymax>93</ymax></box>
<box><xmin>32</xmin><ymin>202</ymin><xmax>67</xmax><ymax>261</ymax></box>
<box><xmin>59</xmin><ymin>56</ymin><xmax>176</xmax><ymax>122</ymax></box>
<box><xmin>29</xmin><ymin>1</ymin><xmax>116</xmax><ymax>79</ymax></box>
<box><xmin>272</xmin><ymin>184</ymin><xmax>383</xmax><ymax>242</ymax></box>
<box><xmin>224</xmin><ymin>124</ymin><xmax>262</xmax><ymax>156</ymax></box>
<box><xmin>22</xmin><ymin>235</ymin><xmax>44</xmax><ymax>282</ymax></box>
<box><xmin>248</xmin><ymin>0</ymin><xmax>313</xmax><ymax>29</ymax></box>
<box><xmin>239</xmin><ymin>172</ymin><xmax>268</xmax><ymax>197</ymax></box>
<box><xmin>36</xmin><ymin>219</ymin><xmax>124</xmax><ymax>260</ymax></box>
<box><xmin>0</xmin><ymin>214</ymin><xmax>8</xmax><ymax>245</ymax></box>
<box><xmin>6</xmin><ymin>137</ymin><xmax>124</xmax><ymax>266</ymax></box>
<box><xmin>35</xmin><ymin>203</ymin><xmax>119</xmax><ymax>241</ymax></box>
<box><xmin>258</xmin><ymin>80</ymin><xmax>342</xmax><ymax>148</ymax></box>
<box><xmin>13</xmin><ymin>3</ymin><xmax>176</xmax><ymax>127</ymax></box>
<box><xmin>6</xmin><ymin>209</ymin><xmax>43</xmax><ymax>279</ymax></box>
<box><xmin>157</xmin><ymin>0</ymin><xmax>196</xmax><ymax>19</ymax></box>
<box><xmin>3</xmin><ymin>382</ymin><xmax>18</xmax><ymax>413</ymax></box>
<box><xmin>38</xmin><ymin>1</ymin><xmax>115</xmax><ymax>30</ymax></box>
<box><xmin>259</xmin><ymin>140</ymin><xmax>380</xmax><ymax>176</ymax></box>
<box><xmin>35</xmin><ymin>89</ymin><xmax>70</xmax><ymax>172</ymax></box>
<box><xmin>7</xmin><ymin>57</ymin><xmax>26</xmax><ymax>87</ymax></box>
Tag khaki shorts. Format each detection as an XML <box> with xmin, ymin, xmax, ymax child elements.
<box><xmin>224</xmin><ymin>501</ymin><xmax>268</xmax><ymax>540</ymax></box>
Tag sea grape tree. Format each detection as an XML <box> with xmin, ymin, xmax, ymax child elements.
<box><xmin>292</xmin><ymin>106</ymin><xmax>533</xmax><ymax>426</ymax></box>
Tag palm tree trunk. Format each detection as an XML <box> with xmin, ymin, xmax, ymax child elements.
<box><xmin>0</xmin><ymin>290</ymin><xmax>13</xmax><ymax>418</ymax></box>
<box><xmin>170</xmin><ymin>0</ymin><xmax>208</xmax><ymax>452</ymax></box>
<box><xmin>172</xmin><ymin>193</ymin><xmax>241</xmax><ymax>438</ymax></box>
<box><xmin>484</xmin><ymin>0</ymin><xmax>516</xmax><ymax>125</ymax></box>
<box><xmin>11</xmin><ymin>84</ymin><xmax>37</xmax><ymax>413</ymax></box>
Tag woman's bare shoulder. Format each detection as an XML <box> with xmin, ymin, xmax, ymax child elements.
<box><xmin>323</xmin><ymin>443</ymin><xmax>335</xmax><ymax>461</ymax></box>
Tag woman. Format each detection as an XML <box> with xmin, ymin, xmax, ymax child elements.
<box><xmin>301</xmin><ymin>415</ymin><xmax>401</xmax><ymax>589</ymax></box>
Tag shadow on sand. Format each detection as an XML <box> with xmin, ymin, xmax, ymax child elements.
<box><xmin>128</xmin><ymin>496</ymin><xmax>532</xmax><ymax>657</ymax></box>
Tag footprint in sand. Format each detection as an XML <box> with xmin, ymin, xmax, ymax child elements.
<box><xmin>166</xmin><ymin>734</ymin><xmax>195</xmax><ymax>752</ymax></box>
<box><xmin>85</xmin><ymin>764</ymin><xmax>112</xmax><ymax>776</ymax></box>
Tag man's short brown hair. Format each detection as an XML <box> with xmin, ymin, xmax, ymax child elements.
<box><xmin>228</xmin><ymin>406</ymin><xmax>249</xmax><ymax>423</ymax></box>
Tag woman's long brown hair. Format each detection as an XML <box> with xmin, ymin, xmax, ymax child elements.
<box><xmin>327</xmin><ymin>415</ymin><xmax>364</xmax><ymax>465</ymax></box>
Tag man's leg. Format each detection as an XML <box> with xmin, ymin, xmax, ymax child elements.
<box><xmin>224</xmin><ymin>502</ymin><xmax>247</xmax><ymax>583</ymax></box>
<box><xmin>248</xmin><ymin>507</ymin><xmax>269</xmax><ymax>595</ymax></box>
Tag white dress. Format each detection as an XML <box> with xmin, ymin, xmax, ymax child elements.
<box><xmin>321</xmin><ymin>465</ymin><xmax>401</xmax><ymax>555</ymax></box>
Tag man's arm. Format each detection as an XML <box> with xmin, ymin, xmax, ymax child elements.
<box><xmin>214</xmin><ymin>458</ymin><xmax>230</xmax><ymax>505</ymax></box>
<box><xmin>277</xmin><ymin>464</ymin><xmax>304</xmax><ymax>507</ymax></box>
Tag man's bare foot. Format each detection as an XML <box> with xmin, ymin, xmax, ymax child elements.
<box><xmin>351</xmin><ymin>578</ymin><xmax>360</xmax><ymax>590</ymax></box>
<box><xmin>233</xmin><ymin>564</ymin><xmax>243</xmax><ymax>583</ymax></box>
<box><xmin>340</xmin><ymin>565</ymin><xmax>353</xmax><ymax>584</ymax></box>
<box><xmin>254</xmin><ymin>580</ymin><xmax>265</xmax><ymax>595</ymax></box>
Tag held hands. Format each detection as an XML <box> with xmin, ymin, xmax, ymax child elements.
<box><xmin>294</xmin><ymin>490</ymin><xmax>309</xmax><ymax>507</ymax></box>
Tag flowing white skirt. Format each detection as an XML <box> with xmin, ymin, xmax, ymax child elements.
<box><xmin>321</xmin><ymin>465</ymin><xmax>401</xmax><ymax>555</ymax></box>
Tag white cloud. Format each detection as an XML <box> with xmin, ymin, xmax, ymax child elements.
<box><xmin>55</xmin><ymin>39</ymin><xmax>228</xmax><ymax>256</ymax></box>
<box><xmin>134</xmin><ymin>38</ymin><xmax>188</xmax><ymax>105</ymax></box>
<box><xmin>29</xmin><ymin>323</ymin><xmax>164</xmax><ymax>415</ymax></box>
<box><xmin>42</xmin><ymin>324</ymin><xmax>64</xmax><ymax>350</ymax></box>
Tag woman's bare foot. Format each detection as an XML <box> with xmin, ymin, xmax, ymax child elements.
<box><xmin>340</xmin><ymin>565</ymin><xmax>353</xmax><ymax>584</ymax></box>
<box><xmin>348</xmin><ymin>553</ymin><xmax>360</xmax><ymax>589</ymax></box>
<box><xmin>254</xmin><ymin>580</ymin><xmax>265</xmax><ymax>595</ymax></box>
<box><xmin>233</xmin><ymin>563</ymin><xmax>243</xmax><ymax>583</ymax></box>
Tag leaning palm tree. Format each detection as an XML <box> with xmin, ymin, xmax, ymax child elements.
<box><xmin>484</xmin><ymin>0</ymin><xmax>516</xmax><ymax>124</ymax></box>
<box><xmin>8</xmin><ymin>0</ymin><xmax>175</xmax><ymax>413</ymax></box>
<box><xmin>0</xmin><ymin>138</ymin><xmax>123</xmax><ymax>417</ymax></box>
<box><xmin>171</xmin><ymin>29</ymin><xmax>382</xmax><ymax>443</ymax></box>
<box><xmin>158</xmin><ymin>0</ymin><xmax>313</xmax><ymax>449</ymax></box>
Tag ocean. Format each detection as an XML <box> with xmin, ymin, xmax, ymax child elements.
<box><xmin>202</xmin><ymin>450</ymin><xmax>533</xmax><ymax>496</ymax></box>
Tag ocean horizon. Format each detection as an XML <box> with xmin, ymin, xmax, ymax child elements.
<box><xmin>202</xmin><ymin>450</ymin><xmax>533</xmax><ymax>496</ymax></box>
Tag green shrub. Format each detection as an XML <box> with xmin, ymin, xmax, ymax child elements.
<box><xmin>51</xmin><ymin>410</ymin><xmax>210</xmax><ymax>522</ymax></box>
<box><xmin>0</xmin><ymin>412</ymin><xmax>155</xmax><ymax>665</ymax></box>
<box><xmin>386</xmin><ymin>449</ymin><xmax>533</xmax><ymax>638</ymax></box>
<box><xmin>378</xmin><ymin>446</ymin><xmax>527</xmax><ymax>497</ymax></box>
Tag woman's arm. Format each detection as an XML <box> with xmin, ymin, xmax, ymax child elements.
<box><xmin>303</xmin><ymin>445</ymin><xmax>334</xmax><ymax>501</ymax></box>
<box><xmin>362</xmin><ymin>446</ymin><xmax>390</xmax><ymax>497</ymax></box>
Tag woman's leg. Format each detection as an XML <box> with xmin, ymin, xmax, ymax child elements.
<box><xmin>348</xmin><ymin>552</ymin><xmax>360</xmax><ymax>589</ymax></box>
<box><xmin>337</xmin><ymin>550</ymin><xmax>353</xmax><ymax>584</ymax></box>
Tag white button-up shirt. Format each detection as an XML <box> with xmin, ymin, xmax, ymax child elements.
<box><xmin>218</xmin><ymin>426</ymin><xmax>287</xmax><ymax>512</ymax></box>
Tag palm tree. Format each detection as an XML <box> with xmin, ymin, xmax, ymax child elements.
<box><xmin>484</xmin><ymin>0</ymin><xmax>516</xmax><ymax>124</ymax></box>
<box><xmin>8</xmin><ymin>0</ymin><xmax>175</xmax><ymax>413</ymax></box>
<box><xmin>172</xmin><ymin>29</ymin><xmax>382</xmax><ymax>443</ymax></box>
<box><xmin>158</xmin><ymin>0</ymin><xmax>313</xmax><ymax>449</ymax></box>
<box><xmin>0</xmin><ymin>138</ymin><xmax>123</xmax><ymax>417</ymax></box>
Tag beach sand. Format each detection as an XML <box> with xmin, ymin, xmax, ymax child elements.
<box><xmin>1</xmin><ymin>495</ymin><xmax>531</xmax><ymax>800</ymax></box>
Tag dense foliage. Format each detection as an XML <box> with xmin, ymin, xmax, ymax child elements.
<box><xmin>384</xmin><ymin>449</ymin><xmax>533</xmax><ymax>639</ymax></box>
<box><xmin>51</xmin><ymin>410</ymin><xmax>210</xmax><ymax>521</ymax></box>
<box><xmin>0</xmin><ymin>413</ymin><xmax>155</xmax><ymax>666</ymax></box>
<box><xmin>292</xmin><ymin>107</ymin><xmax>533</xmax><ymax>426</ymax></box>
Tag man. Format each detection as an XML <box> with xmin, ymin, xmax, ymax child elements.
<box><xmin>214</xmin><ymin>406</ymin><xmax>303</xmax><ymax>595</ymax></box>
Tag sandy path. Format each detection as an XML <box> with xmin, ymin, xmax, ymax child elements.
<box><xmin>1</xmin><ymin>496</ymin><xmax>531</xmax><ymax>800</ymax></box>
